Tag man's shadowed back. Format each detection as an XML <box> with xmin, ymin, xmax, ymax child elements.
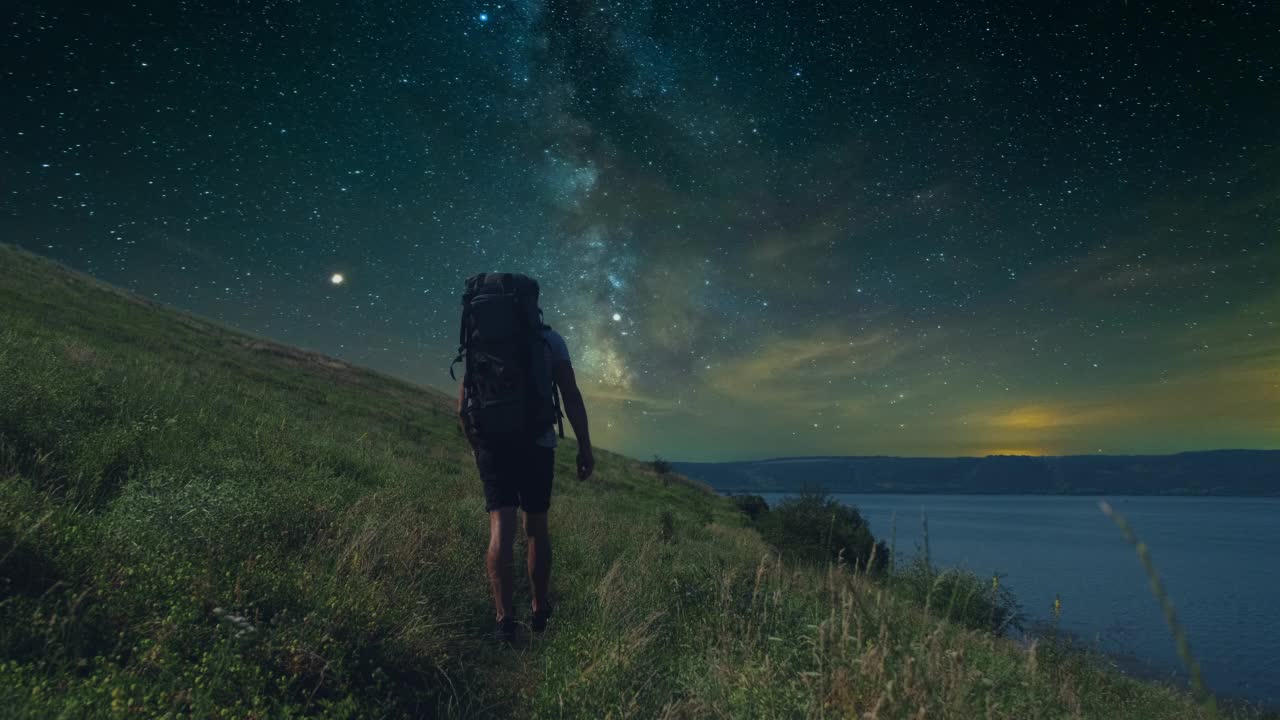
<box><xmin>453</xmin><ymin>273</ymin><xmax>593</xmax><ymax>642</ymax></box>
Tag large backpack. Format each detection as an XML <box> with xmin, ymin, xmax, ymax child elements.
<box><xmin>450</xmin><ymin>272</ymin><xmax>563</xmax><ymax>444</ymax></box>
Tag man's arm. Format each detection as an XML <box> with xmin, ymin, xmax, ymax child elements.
<box><xmin>553</xmin><ymin>360</ymin><xmax>594</xmax><ymax>480</ymax></box>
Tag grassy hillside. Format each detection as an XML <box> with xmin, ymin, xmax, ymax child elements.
<box><xmin>0</xmin><ymin>243</ymin><xmax>1262</xmax><ymax>718</ymax></box>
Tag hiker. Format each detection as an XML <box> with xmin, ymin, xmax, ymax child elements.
<box><xmin>451</xmin><ymin>272</ymin><xmax>594</xmax><ymax>643</ymax></box>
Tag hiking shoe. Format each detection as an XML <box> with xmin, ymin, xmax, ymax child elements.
<box><xmin>494</xmin><ymin>617</ymin><xmax>516</xmax><ymax>644</ymax></box>
<box><xmin>530</xmin><ymin>606</ymin><xmax>553</xmax><ymax>633</ymax></box>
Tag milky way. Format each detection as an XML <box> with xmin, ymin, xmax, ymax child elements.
<box><xmin>3</xmin><ymin>1</ymin><xmax>1278</xmax><ymax>460</ymax></box>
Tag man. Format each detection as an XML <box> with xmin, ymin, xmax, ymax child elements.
<box><xmin>455</xmin><ymin>276</ymin><xmax>593</xmax><ymax>642</ymax></box>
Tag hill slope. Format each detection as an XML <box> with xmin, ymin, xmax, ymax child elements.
<box><xmin>0</xmin><ymin>244</ymin><xmax>1253</xmax><ymax>718</ymax></box>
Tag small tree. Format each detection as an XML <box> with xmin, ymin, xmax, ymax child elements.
<box><xmin>651</xmin><ymin>455</ymin><xmax>672</xmax><ymax>474</ymax></box>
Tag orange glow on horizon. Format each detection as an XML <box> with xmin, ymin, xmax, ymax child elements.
<box><xmin>976</xmin><ymin>448</ymin><xmax>1049</xmax><ymax>457</ymax></box>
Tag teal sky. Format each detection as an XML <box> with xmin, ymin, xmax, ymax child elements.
<box><xmin>3</xmin><ymin>2</ymin><xmax>1277</xmax><ymax>461</ymax></box>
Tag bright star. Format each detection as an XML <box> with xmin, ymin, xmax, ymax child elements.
<box><xmin>478</xmin><ymin>12</ymin><xmax>488</xmax><ymax>21</ymax></box>
<box><xmin>612</xmin><ymin>312</ymin><xmax>621</xmax><ymax>322</ymax></box>
<box><xmin>331</xmin><ymin>273</ymin><xmax>344</xmax><ymax>285</ymax></box>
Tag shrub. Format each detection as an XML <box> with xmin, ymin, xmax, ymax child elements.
<box><xmin>658</xmin><ymin>509</ymin><xmax>675</xmax><ymax>542</ymax></box>
<box><xmin>650</xmin><ymin>455</ymin><xmax>672</xmax><ymax>475</ymax></box>
<box><xmin>755</xmin><ymin>492</ymin><xmax>886</xmax><ymax>573</ymax></box>
<box><xmin>890</xmin><ymin>556</ymin><xmax>1023</xmax><ymax>634</ymax></box>
<box><xmin>730</xmin><ymin>493</ymin><xmax>769</xmax><ymax>521</ymax></box>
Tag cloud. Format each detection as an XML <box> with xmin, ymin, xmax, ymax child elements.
<box><xmin>957</xmin><ymin>353</ymin><xmax>1279</xmax><ymax>453</ymax></box>
<box><xmin>579</xmin><ymin>380</ymin><xmax>690</xmax><ymax>417</ymax></box>
<box><xmin>969</xmin><ymin>403</ymin><xmax>1144</xmax><ymax>432</ymax></box>
<box><xmin>707</xmin><ymin>329</ymin><xmax>900</xmax><ymax>409</ymax></box>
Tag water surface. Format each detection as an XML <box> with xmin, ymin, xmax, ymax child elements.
<box><xmin>758</xmin><ymin>493</ymin><xmax>1280</xmax><ymax>707</ymax></box>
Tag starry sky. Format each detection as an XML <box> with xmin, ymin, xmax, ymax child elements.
<box><xmin>3</xmin><ymin>1</ymin><xmax>1278</xmax><ymax>461</ymax></box>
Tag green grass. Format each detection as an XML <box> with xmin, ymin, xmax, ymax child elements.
<box><xmin>0</xmin><ymin>243</ymin><xmax>1273</xmax><ymax>719</ymax></box>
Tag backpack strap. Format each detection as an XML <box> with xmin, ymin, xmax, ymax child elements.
<box><xmin>542</xmin><ymin>324</ymin><xmax>566</xmax><ymax>439</ymax></box>
<box><xmin>552</xmin><ymin>377</ymin><xmax>565</xmax><ymax>439</ymax></box>
<box><xmin>448</xmin><ymin>289</ymin><xmax>473</xmax><ymax>381</ymax></box>
<box><xmin>555</xmin><ymin>351</ymin><xmax>565</xmax><ymax>439</ymax></box>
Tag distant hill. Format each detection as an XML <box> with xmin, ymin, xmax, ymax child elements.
<box><xmin>673</xmin><ymin>450</ymin><xmax>1280</xmax><ymax>496</ymax></box>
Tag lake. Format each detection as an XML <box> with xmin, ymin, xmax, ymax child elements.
<box><xmin>757</xmin><ymin>493</ymin><xmax>1280</xmax><ymax>707</ymax></box>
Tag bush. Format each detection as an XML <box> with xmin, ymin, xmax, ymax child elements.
<box><xmin>650</xmin><ymin>455</ymin><xmax>671</xmax><ymax>474</ymax></box>
<box><xmin>730</xmin><ymin>494</ymin><xmax>769</xmax><ymax>521</ymax></box>
<box><xmin>891</xmin><ymin>556</ymin><xmax>1023</xmax><ymax>634</ymax></box>
<box><xmin>755</xmin><ymin>492</ymin><xmax>887</xmax><ymax>573</ymax></box>
<box><xmin>658</xmin><ymin>509</ymin><xmax>675</xmax><ymax>542</ymax></box>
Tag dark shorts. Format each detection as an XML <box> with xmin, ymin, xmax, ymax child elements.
<box><xmin>474</xmin><ymin>441</ymin><xmax>555</xmax><ymax>513</ymax></box>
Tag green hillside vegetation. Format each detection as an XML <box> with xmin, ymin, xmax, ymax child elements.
<box><xmin>0</xmin><ymin>243</ymin><xmax>1268</xmax><ymax>718</ymax></box>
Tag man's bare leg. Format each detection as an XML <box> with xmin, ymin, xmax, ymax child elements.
<box><xmin>487</xmin><ymin>507</ymin><xmax>517</xmax><ymax>621</ymax></box>
<box><xmin>524</xmin><ymin>511</ymin><xmax>551</xmax><ymax>615</ymax></box>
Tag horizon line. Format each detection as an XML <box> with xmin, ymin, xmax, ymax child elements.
<box><xmin>672</xmin><ymin>447</ymin><xmax>1280</xmax><ymax>464</ymax></box>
